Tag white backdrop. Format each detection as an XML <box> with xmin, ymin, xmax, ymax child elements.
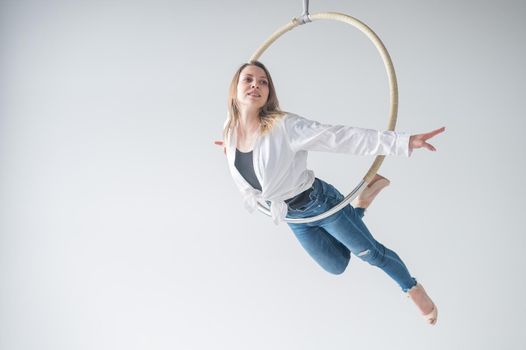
<box><xmin>1</xmin><ymin>0</ymin><xmax>525</xmax><ymax>349</ymax></box>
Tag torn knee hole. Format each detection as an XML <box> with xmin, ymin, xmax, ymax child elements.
<box><xmin>358</xmin><ymin>249</ymin><xmax>371</xmax><ymax>257</ymax></box>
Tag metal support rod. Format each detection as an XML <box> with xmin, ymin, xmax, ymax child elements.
<box><xmin>299</xmin><ymin>0</ymin><xmax>311</xmax><ymax>24</ymax></box>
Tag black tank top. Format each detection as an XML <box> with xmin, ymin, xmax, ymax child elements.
<box><xmin>234</xmin><ymin>149</ymin><xmax>262</xmax><ymax>191</ymax></box>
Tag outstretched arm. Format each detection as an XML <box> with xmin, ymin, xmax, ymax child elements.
<box><xmin>285</xmin><ymin>114</ymin><xmax>411</xmax><ymax>156</ymax></box>
<box><xmin>409</xmin><ymin>127</ymin><xmax>445</xmax><ymax>152</ymax></box>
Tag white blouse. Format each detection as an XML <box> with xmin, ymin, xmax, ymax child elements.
<box><xmin>225</xmin><ymin>113</ymin><xmax>411</xmax><ymax>224</ymax></box>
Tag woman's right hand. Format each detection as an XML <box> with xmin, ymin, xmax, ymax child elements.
<box><xmin>214</xmin><ymin>140</ymin><xmax>226</xmax><ymax>155</ymax></box>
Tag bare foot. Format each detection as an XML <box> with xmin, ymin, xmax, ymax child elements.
<box><xmin>352</xmin><ymin>174</ymin><xmax>390</xmax><ymax>209</ymax></box>
<box><xmin>407</xmin><ymin>283</ymin><xmax>438</xmax><ymax>325</ymax></box>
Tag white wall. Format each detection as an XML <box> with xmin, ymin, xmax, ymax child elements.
<box><xmin>1</xmin><ymin>0</ymin><xmax>525</xmax><ymax>349</ymax></box>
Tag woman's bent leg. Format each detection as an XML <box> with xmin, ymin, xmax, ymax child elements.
<box><xmin>321</xmin><ymin>205</ymin><xmax>417</xmax><ymax>292</ymax></box>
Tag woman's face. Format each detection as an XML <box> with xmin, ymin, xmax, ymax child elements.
<box><xmin>236</xmin><ymin>65</ymin><xmax>269</xmax><ymax>111</ymax></box>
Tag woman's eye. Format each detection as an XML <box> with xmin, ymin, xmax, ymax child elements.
<box><xmin>260</xmin><ymin>80</ymin><xmax>268</xmax><ymax>85</ymax></box>
<box><xmin>243</xmin><ymin>77</ymin><xmax>252</xmax><ymax>82</ymax></box>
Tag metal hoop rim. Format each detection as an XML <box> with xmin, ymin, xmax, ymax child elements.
<box><xmin>250</xmin><ymin>12</ymin><xmax>399</xmax><ymax>224</ymax></box>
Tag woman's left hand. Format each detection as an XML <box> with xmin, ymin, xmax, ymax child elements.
<box><xmin>214</xmin><ymin>140</ymin><xmax>226</xmax><ymax>155</ymax></box>
<box><xmin>409</xmin><ymin>127</ymin><xmax>445</xmax><ymax>152</ymax></box>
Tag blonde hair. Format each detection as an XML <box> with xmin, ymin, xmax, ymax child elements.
<box><xmin>223</xmin><ymin>61</ymin><xmax>285</xmax><ymax>141</ymax></box>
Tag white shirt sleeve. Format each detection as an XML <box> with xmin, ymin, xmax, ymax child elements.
<box><xmin>284</xmin><ymin>114</ymin><xmax>411</xmax><ymax>157</ymax></box>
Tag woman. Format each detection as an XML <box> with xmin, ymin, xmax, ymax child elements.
<box><xmin>215</xmin><ymin>61</ymin><xmax>444</xmax><ymax>325</ymax></box>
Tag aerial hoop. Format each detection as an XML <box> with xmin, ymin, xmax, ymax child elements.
<box><xmin>252</xmin><ymin>10</ymin><xmax>399</xmax><ymax>224</ymax></box>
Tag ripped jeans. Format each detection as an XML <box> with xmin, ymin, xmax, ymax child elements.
<box><xmin>286</xmin><ymin>178</ymin><xmax>417</xmax><ymax>292</ymax></box>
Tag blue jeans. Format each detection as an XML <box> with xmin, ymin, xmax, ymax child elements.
<box><xmin>286</xmin><ymin>178</ymin><xmax>417</xmax><ymax>292</ymax></box>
